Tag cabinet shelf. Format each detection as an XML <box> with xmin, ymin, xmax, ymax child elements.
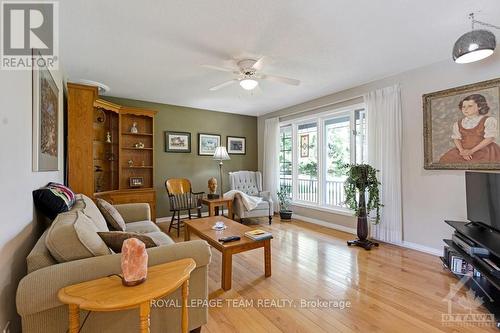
<box><xmin>121</xmin><ymin>132</ymin><xmax>153</xmax><ymax>136</ymax></box>
<box><xmin>122</xmin><ymin>166</ymin><xmax>153</xmax><ymax>169</ymax></box>
<box><xmin>122</xmin><ymin>147</ymin><xmax>153</xmax><ymax>150</ymax></box>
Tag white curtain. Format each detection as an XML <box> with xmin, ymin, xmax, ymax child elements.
<box><xmin>263</xmin><ymin>117</ymin><xmax>280</xmax><ymax>211</ymax></box>
<box><xmin>365</xmin><ymin>84</ymin><xmax>403</xmax><ymax>244</ymax></box>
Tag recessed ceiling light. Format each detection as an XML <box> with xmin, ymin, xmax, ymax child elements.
<box><xmin>74</xmin><ymin>79</ymin><xmax>110</xmax><ymax>94</ymax></box>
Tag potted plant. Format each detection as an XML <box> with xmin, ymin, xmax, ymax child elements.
<box><xmin>344</xmin><ymin>163</ymin><xmax>382</xmax><ymax>250</ymax></box>
<box><xmin>277</xmin><ymin>186</ymin><xmax>293</xmax><ymax>220</ymax></box>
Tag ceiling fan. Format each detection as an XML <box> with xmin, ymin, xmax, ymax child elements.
<box><xmin>202</xmin><ymin>57</ymin><xmax>300</xmax><ymax>91</ymax></box>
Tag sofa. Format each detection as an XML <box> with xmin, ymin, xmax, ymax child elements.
<box><xmin>16</xmin><ymin>194</ymin><xmax>211</xmax><ymax>333</ymax></box>
<box><xmin>228</xmin><ymin>171</ymin><xmax>274</xmax><ymax>224</ymax></box>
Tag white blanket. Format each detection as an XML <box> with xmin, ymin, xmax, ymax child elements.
<box><xmin>224</xmin><ymin>190</ymin><xmax>262</xmax><ymax>211</ymax></box>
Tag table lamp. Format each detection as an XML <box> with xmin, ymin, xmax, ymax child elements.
<box><xmin>213</xmin><ymin>146</ymin><xmax>230</xmax><ymax>198</ymax></box>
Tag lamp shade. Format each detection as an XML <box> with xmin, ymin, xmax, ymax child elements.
<box><xmin>453</xmin><ymin>29</ymin><xmax>496</xmax><ymax>64</ymax></box>
<box><xmin>213</xmin><ymin>146</ymin><xmax>230</xmax><ymax>161</ymax></box>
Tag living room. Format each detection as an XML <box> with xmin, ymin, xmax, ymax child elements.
<box><xmin>2</xmin><ymin>1</ymin><xmax>500</xmax><ymax>332</ymax></box>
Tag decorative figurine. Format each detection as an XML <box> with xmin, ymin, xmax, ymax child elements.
<box><xmin>128</xmin><ymin>159</ymin><xmax>134</xmax><ymax>167</ymax></box>
<box><xmin>134</xmin><ymin>142</ymin><xmax>145</xmax><ymax>149</ymax></box>
<box><xmin>207</xmin><ymin>177</ymin><xmax>219</xmax><ymax>199</ymax></box>
<box><xmin>130</xmin><ymin>122</ymin><xmax>139</xmax><ymax>134</ymax></box>
<box><xmin>105</xmin><ymin>131</ymin><xmax>112</xmax><ymax>143</ymax></box>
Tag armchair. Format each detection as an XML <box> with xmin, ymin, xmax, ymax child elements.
<box><xmin>228</xmin><ymin>171</ymin><xmax>274</xmax><ymax>224</ymax></box>
<box><xmin>165</xmin><ymin>178</ymin><xmax>204</xmax><ymax>236</ymax></box>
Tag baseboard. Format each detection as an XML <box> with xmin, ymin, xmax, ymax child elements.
<box><xmin>292</xmin><ymin>213</ymin><xmax>441</xmax><ymax>256</ymax></box>
<box><xmin>398</xmin><ymin>241</ymin><xmax>442</xmax><ymax>257</ymax></box>
<box><xmin>291</xmin><ymin>213</ymin><xmax>357</xmax><ymax>235</ymax></box>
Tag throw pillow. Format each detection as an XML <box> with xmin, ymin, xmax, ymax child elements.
<box><xmin>97</xmin><ymin>231</ymin><xmax>157</xmax><ymax>253</ymax></box>
<box><xmin>33</xmin><ymin>182</ymin><xmax>76</xmax><ymax>219</ymax></box>
<box><xmin>96</xmin><ymin>199</ymin><xmax>126</xmax><ymax>231</ymax></box>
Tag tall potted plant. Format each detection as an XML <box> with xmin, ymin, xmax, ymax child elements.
<box><xmin>277</xmin><ymin>186</ymin><xmax>293</xmax><ymax>220</ymax></box>
<box><xmin>344</xmin><ymin>163</ymin><xmax>382</xmax><ymax>250</ymax></box>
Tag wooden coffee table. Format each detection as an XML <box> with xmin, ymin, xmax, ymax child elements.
<box><xmin>58</xmin><ymin>259</ymin><xmax>196</xmax><ymax>333</ymax></box>
<box><xmin>184</xmin><ymin>216</ymin><xmax>271</xmax><ymax>291</ymax></box>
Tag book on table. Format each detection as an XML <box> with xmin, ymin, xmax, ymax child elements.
<box><xmin>244</xmin><ymin>229</ymin><xmax>273</xmax><ymax>241</ymax></box>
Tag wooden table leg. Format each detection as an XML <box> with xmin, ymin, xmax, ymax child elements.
<box><xmin>184</xmin><ymin>225</ymin><xmax>190</xmax><ymax>241</ymax></box>
<box><xmin>139</xmin><ymin>301</ymin><xmax>150</xmax><ymax>333</ymax></box>
<box><xmin>181</xmin><ymin>280</ymin><xmax>189</xmax><ymax>333</ymax></box>
<box><xmin>227</xmin><ymin>201</ymin><xmax>233</xmax><ymax>219</ymax></box>
<box><xmin>68</xmin><ymin>304</ymin><xmax>80</xmax><ymax>333</ymax></box>
<box><xmin>221</xmin><ymin>251</ymin><xmax>232</xmax><ymax>291</ymax></box>
<box><xmin>264</xmin><ymin>240</ymin><xmax>271</xmax><ymax>277</ymax></box>
<box><xmin>209</xmin><ymin>204</ymin><xmax>215</xmax><ymax>217</ymax></box>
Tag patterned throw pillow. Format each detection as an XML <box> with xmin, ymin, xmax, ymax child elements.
<box><xmin>97</xmin><ymin>231</ymin><xmax>157</xmax><ymax>253</ymax></box>
<box><xmin>96</xmin><ymin>199</ymin><xmax>126</xmax><ymax>231</ymax></box>
<box><xmin>33</xmin><ymin>182</ymin><xmax>76</xmax><ymax>220</ymax></box>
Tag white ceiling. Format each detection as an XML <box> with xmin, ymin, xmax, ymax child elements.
<box><xmin>60</xmin><ymin>0</ymin><xmax>500</xmax><ymax>116</ymax></box>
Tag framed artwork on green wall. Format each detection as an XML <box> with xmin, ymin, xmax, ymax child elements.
<box><xmin>198</xmin><ymin>133</ymin><xmax>221</xmax><ymax>155</ymax></box>
<box><xmin>165</xmin><ymin>131</ymin><xmax>191</xmax><ymax>153</ymax></box>
<box><xmin>227</xmin><ymin>136</ymin><xmax>246</xmax><ymax>155</ymax></box>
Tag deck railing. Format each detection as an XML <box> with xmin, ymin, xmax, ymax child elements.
<box><xmin>279</xmin><ymin>177</ymin><xmax>346</xmax><ymax>207</ymax></box>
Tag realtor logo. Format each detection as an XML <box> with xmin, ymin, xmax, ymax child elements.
<box><xmin>1</xmin><ymin>1</ymin><xmax>59</xmax><ymax>69</ymax></box>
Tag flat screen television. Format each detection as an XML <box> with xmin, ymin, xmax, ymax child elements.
<box><xmin>466</xmin><ymin>171</ymin><xmax>500</xmax><ymax>232</ymax></box>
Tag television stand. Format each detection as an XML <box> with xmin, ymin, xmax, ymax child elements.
<box><xmin>443</xmin><ymin>220</ymin><xmax>500</xmax><ymax>328</ymax></box>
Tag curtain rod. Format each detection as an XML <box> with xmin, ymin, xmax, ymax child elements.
<box><xmin>277</xmin><ymin>94</ymin><xmax>365</xmax><ymax>121</ymax></box>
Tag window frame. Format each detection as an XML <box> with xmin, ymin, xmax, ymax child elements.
<box><xmin>279</xmin><ymin>102</ymin><xmax>366</xmax><ymax>214</ymax></box>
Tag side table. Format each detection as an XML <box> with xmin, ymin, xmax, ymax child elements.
<box><xmin>58</xmin><ymin>258</ymin><xmax>196</xmax><ymax>333</ymax></box>
<box><xmin>201</xmin><ymin>197</ymin><xmax>233</xmax><ymax>218</ymax></box>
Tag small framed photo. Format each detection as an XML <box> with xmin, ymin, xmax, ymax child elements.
<box><xmin>129</xmin><ymin>177</ymin><xmax>144</xmax><ymax>188</ymax></box>
<box><xmin>227</xmin><ymin>136</ymin><xmax>246</xmax><ymax>155</ymax></box>
<box><xmin>198</xmin><ymin>133</ymin><xmax>221</xmax><ymax>156</ymax></box>
<box><xmin>165</xmin><ymin>131</ymin><xmax>191</xmax><ymax>153</ymax></box>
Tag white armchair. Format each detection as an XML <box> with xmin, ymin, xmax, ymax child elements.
<box><xmin>228</xmin><ymin>171</ymin><xmax>274</xmax><ymax>224</ymax></box>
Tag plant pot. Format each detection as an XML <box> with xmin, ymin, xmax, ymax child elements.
<box><xmin>279</xmin><ymin>210</ymin><xmax>293</xmax><ymax>220</ymax></box>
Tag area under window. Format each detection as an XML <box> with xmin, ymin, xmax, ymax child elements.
<box><xmin>279</xmin><ymin>105</ymin><xmax>367</xmax><ymax>211</ymax></box>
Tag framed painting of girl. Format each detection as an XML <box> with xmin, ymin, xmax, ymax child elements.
<box><xmin>423</xmin><ymin>78</ymin><xmax>500</xmax><ymax>170</ymax></box>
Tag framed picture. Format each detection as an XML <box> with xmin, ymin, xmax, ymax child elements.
<box><xmin>129</xmin><ymin>177</ymin><xmax>144</xmax><ymax>188</ymax></box>
<box><xmin>423</xmin><ymin>78</ymin><xmax>500</xmax><ymax>170</ymax></box>
<box><xmin>198</xmin><ymin>133</ymin><xmax>221</xmax><ymax>156</ymax></box>
<box><xmin>32</xmin><ymin>51</ymin><xmax>60</xmax><ymax>171</ymax></box>
<box><xmin>227</xmin><ymin>136</ymin><xmax>246</xmax><ymax>155</ymax></box>
<box><xmin>165</xmin><ymin>131</ymin><xmax>191</xmax><ymax>153</ymax></box>
<box><xmin>300</xmin><ymin>135</ymin><xmax>309</xmax><ymax>157</ymax></box>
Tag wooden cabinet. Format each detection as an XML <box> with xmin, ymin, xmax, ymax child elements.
<box><xmin>67</xmin><ymin>83</ymin><xmax>158</xmax><ymax>221</ymax></box>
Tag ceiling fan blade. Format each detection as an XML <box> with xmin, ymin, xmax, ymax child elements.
<box><xmin>261</xmin><ymin>74</ymin><xmax>300</xmax><ymax>86</ymax></box>
<box><xmin>201</xmin><ymin>64</ymin><xmax>238</xmax><ymax>73</ymax></box>
<box><xmin>209</xmin><ymin>79</ymin><xmax>238</xmax><ymax>91</ymax></box>
<box><xmin>252</xmin><ymin>56</ymin><xmax>270</xmax><ymax>71</ymax></box>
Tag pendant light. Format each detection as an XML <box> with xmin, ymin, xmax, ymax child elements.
<box><xmin>453</xmin><ymin>13</ymin><xmax>499</xmax><ymax>64</ymax></box>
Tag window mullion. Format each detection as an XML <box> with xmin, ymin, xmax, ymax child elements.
<box><xmin>291</xmin><ymin>123</ymin><xmax>298</xmax><ymax>202</ymax></box>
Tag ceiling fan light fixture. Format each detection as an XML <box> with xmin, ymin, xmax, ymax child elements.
<box><xmin>239</xmin><ymin>79</ymin><xmax>258</xmax><ymax>90</ymax></box>
<box><xmin>453</xmin><ymin>29</ymin><xmax>496</xmax><ymax>63</ymax></box>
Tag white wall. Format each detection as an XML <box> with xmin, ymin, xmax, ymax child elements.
<box><xmin>0</xmin><ymin>67</ymin><xmax>64</xmax><ymax>332</ymax></box>
<box><xmin>258</xmin><ymin>52</ymin><xmax>500</xmax><ymax>253</ymax></box>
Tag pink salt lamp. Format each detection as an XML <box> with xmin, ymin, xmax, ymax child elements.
<box><xmin>121</xmin><ymin>238</ymin><xmax>148</xmax><ymax>286</ymax></box>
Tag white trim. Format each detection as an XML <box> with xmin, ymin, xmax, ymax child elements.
<box><xmin>291</xmin><ymin>201</ymin><xmax>354</xmax><ymax>217</ymax></box>
<box><xmin>292</xmin><ymin>213</ymin><xmax>357</xmax><ymax>234</ymax></box>
<box><xmin>397</xmin><ymin>241</ymin><xmax>442</xmax><ymax>257</ymax></box>
<box><xmin>293</xmin><ymin>214</ymin><xmax>442</xmax><ymax>256</ymax></box>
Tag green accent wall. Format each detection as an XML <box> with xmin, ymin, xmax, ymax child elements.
<box><xmin>103</xmin><ymin>96</ymin><xmax>258</xmax><ymax>218</ymax></box>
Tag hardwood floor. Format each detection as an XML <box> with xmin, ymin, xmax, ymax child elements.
<box><xmin>159</xmin><ymin>216</ymin><xmax>497</xmax><ymax>333</ymax></box>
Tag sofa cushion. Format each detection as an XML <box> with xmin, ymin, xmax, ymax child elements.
<box><xmin>80</xmin><ymin>195</ymin><xmax>108</xmax><ymax>232</ymax></box>
<box><xmin>125</xmin><ymin>220</ymin><xmax>161</xmax><ymax>234</ymax></box>
<box><xmin>144</xmin><ymin>231</ymin><xmax>174</xmax><ymax>246</ymax></box>
<box><xmin>96</xmin><ymin>198</ymin><xmax>126</xmax><ymax>231</ymax></box>
<box><xmin>32</xmin><ymin>183</ymin><xmax>76</xmax><ymax>220</ymax></box>
<box><xmin>45</xmin><ymin>210</ymin><xmax>111</xmax><ymax>263</ymax></box>
<box><xmin>97</xmin><ymin>231</ymin><xmax>157</xmax><ymax>253</ymax></box>
<box><xmin>26</xmin><ymin>229</ymin><xmax>57</xmax><ymax>273</ymax></box>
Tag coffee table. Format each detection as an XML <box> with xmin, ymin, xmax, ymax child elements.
<box><xmin>58</xmin><ymin>259</ymin><xmax>196</xmax><ymax>333</ymax></box>
<box><xmin>184</xmin><ymin>216</ymin><xmax>271</xmax><ymax>291</ymax></box>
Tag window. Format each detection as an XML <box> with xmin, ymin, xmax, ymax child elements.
<box><xmin>279</xmin><ymin>105</ymin><xmax>367</xmax><ymax>211</ymax></box>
